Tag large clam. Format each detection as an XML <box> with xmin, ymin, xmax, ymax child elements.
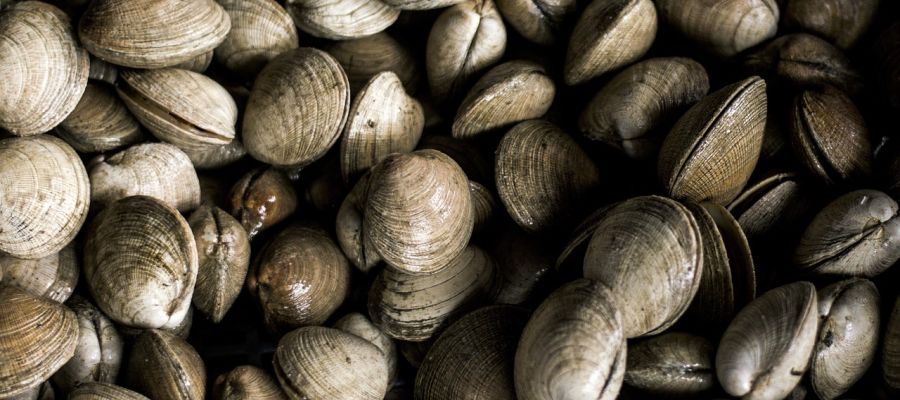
<box><xmin>215</xmin><ymin>0</ymin><xmax>299</xmax><ymax>79</ymax></box>
<box><xmin>325</xmin><ymin>33</ymin><xmax>420</xmax><ymax>94</ymax></box>
<box><xmin>655</xmin><ymin>0</ymin><xmax>778</xmax><ymax>57</ymax></box>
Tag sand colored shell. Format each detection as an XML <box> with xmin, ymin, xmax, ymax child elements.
<box><xmin>55</xmin><ymin>81</ymin><xmax>145</xmax><ymax>153</ymax></box>
<box><xmin>0</xmin><ymin>244</ymin><xmax>79</xmax><ymax>303</ymax></box>
<box><xmin>285</xmin><ymin>0</ymin><xmax>399</xmax><ymax>40</ymax></box>
<box><xmin>215</xmin><ymin>0</ymin><xmax>299</xmax><ymax>78</ymax></box>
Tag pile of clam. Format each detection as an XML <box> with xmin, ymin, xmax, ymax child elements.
<box><xmin>2</xmin><ymin>0</ymin><xmax>900</xmax><ymax>399</ymax></box>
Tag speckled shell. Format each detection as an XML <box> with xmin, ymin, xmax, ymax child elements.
<box><xmin>334</xmin><ymin>312</ymin><xmax>398</xmax><ymax>387</ymax></box>
<box><xmin>784</xmin><ymin>0</ymin><xmax>879</xmax><ymax>49</ymax></box>
<box><xmin>213</xmin><ymin>366</ymin><xmax>286</xmax><ymax>400</ymax></box>
<box><xmin>495</xmin><ymin>0</ymin><xmax>576</xmax><ymax>45</ymax></box>
<box><xmin>68</xmin><ymin>383</ymin><xmax>149</xmax><ymax>400</ymax></box>
<box><xmin>625</xmin><ymin>332</ymin><xmax>716</xmax><ymax>396</ymax></box>
<box><xmin>126</xmin><ymin>329</ymin><xmax>206</xmax><ymax>400</ymax></box>
<box><xmin>51</xmin><ymin>296</ymin><xmax>123</xmax><ymax>394</ymax></box>
<box><xmin>0</xmin><ymin>244</ymin><xmax>79</xmax><ymax>303</ymax></box>
<box><xmin>285</xmin><ymin>0</ymin><xmax>399</xmax><ymax>40</ymax></box>
<box><xmin>55</xmin><ymin>81</ymin><xmax>145</xmax><ymax>153</ymax></box>
<box><xmin>229</xmin><ymin>167</ymin><xmax>298</xmax><ymax>239</ymax></box>
<box><xmin>655</xmin><ymin>0</ymin><xmax>778</xmax><ymax>57</ymax></box>
<box><xmin>215</xmin><ymin>0</ymin><xmax>299</xmax><ymax>78</ymax></box>
<box><xmin>325</xmin><ymin>33</ymin><xmax>420</xmax><ymax>94</ymax></box>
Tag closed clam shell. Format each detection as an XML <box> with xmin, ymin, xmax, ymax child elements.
<box><xmin>0</xmin><ymin>286</ymin><xmax>77</xmax><ymax>398</ymax></box>
<box><xmin>744</xmin><ymin>33</ymin><xmax>863</xmax><ymax>95</ymax></box>
<box><xmin>285</xmin><ymin>0</ymin><xmax>399</xmax><ymax>40</ymax></box>
<box><xmin>452</xmin><ymin>61</ymin><xmax>555</xmax><ymax>139</ymax></box>
<box><xmin>213</xmin><ymin>366</ymin><xmax>286</xmax><ymax>400</ymax></box>
<box><xmin>0</xmin><ymin>135</ymin><xmax>89</xmax><ymax>259</ymax></box>
<box><xmin>655</xmin><ymin>0</ymin><xmax>778</xmax><ymax>58</ymax></box>
<box><xmin>0</xmin><ymin>1</ymin><xmax>89</xmax><ymax>136</ymax></box>
<box><xmin>495</xmin><ymin>120</ymin><xmax>600</xmax><ymax>234</ymax></box>
<box><xmin>229</xmin><ymin>167</ymin><xmax>298</xmax><ymax>239</ymax></box>
<box><xmin>716</xmin><ymin>281</ymin><xmax>819</xmax><ymax>400</ymax></box>
<box><xmin>382</xmin><ymin>0</ymin><xmax>464</xmax><ymax>9</ymax></box>
<box><xmin>810</xmin><ymin>278</ymin><xmax>880</xmax><ymax>400</ymax></box>
<box><xmin>247</xmin><ymin>224</ymin><xmax>350</xmax><ymax>333</ymax></box>
<box><xmin>182</xmin><ymin>138</ymin><xmax>247</xmax><ymax>170</ymax></box>
<box><xmin>365</xmin><ymin>150</ymin><xmax>473</xmax><ymax>275</ymax></box>
<box><xmin>243</xmin><ymin>48</ymin><xmax>350</xmax><ymax>167</ymax></box>
<box><xmin>658</xmin><ymin>76</ymin><xmax>767</xmax><ymax>205</ymax></box>
<box><xmin>55</xmin><ymin>81</ymin><xmax>144</xmax><ymax>153</ymax></box>
<box><xmin>84</xmin><ymin>196</ymin><xmax>198</xmax><ymax>330</ymax></box>
<box><xmin>188</xmin><ymin>204</ymin><xmax>251</xmax><ymax>323</ymax></box>
<box><xmin>515</xmin><ymin>279</ymin><xmax>626</xmax><ymax>400</ymax></box>
<box><xmin>68</xmin><ymin>383</ymin><xmax>149</xmax><ymax>400</ymax></box>
<box><xmin>584</xmin><ymin>196</ymin><xmax>703</xmax><ymax>338</ymax></box>
<box><xmin>727</xmin><ymin>171</ymin><xmax>815</xmax><ymax>244</ymax></box>
<box><xmin>368</xmin><ymin>246</ymin><xmax>496</xmax><ymax>341</ymax></box>
<box><xmin>469</xmin><ymin>180</ymin><xmax>496</xmax><ymax>234</ymax></box>
<box><xmin>794</xmin><ymin>190</ymin><xmax>900</xmax><ymax>277</ymax></box>
<box><xmin>273</xmin><ymin>326</ymin><xmax>389</xmax><ymax>400</ymax></box>
<box><xmin>215</xmin><ymin>0</ymin><xmax>299</xmax><ymax>78</ymax></box>
<box><xmin>789</xmin><ymin>85</ymin><xmax>872</xmax><ymax>186</ymax></box>
<box><xmin>51</xmin><ymin>296</ymin><xmax>123</xmax><ymax>394</ymax></box>
<box><xmin>334</xmin><ymin>312</ymin><xmax>398</xmax><ymax>387</ymax></box>
<box><xmin>427</xmin><ymin>0</ymin><xmax>506</xmax><ymax>104</ymax></box>
<box><xmin>0</xmin><ymin>244</ymin><xmax>78</xmax><ymax>303</ymax></box>
<box><xmin>118</xmin><ymin>68</ymin><xmax>238</xmax><ymax>151</ymax></box>
<box><xmin>335</xmin><ymin>172</ymin><xmax>382</xmax><ymax>273</ymax></box>
<box><xmin>564</xmin><ymin>0</ymin><xmax>656</xmax><ymax>85</ymax></box>
<box><xmin>340</xmin><ymin>71</ymin><xmax>424</xmax><ymax>183</ymax></box>
<box><xmin>415</xmin><ymin>305</ymin><xmax>530</xmax><ymax>400</ymax></box>
<box><xmin>325</xmin><ymin>33</ymin><xmax>420</xmax><ymax>94</ymax></box>
<box><xmin>624</xmin><ymin>332</ymin><xmax>715</xmax><ymax>396</ymax></box>
<box><xmin>495</xmin><ymin>0</ymin><xmax>576</xmax><ymax>45</ymax></box>
<box><xmin>885</xmin><ymin>296</ymin><xmax>900</xmax><ymax>391</ymax></box>
<box><xmin>579</xmin><ymin>57</ymin><xmax>709</xmax><ymax>160</ymax></box>
<box><xmin>126</xmin><ymin>329</ymin><xmax>206</xmax><ymax>400</ymax></box>
<box><xmin>88</xmin><ymin>142</ymin><xmax>201</xmax><ymax>213</ymax></box>
<box><xmin>78</xmin><ymin>0</ymin><xmax>230</xmax><ymax>69</ymax></box>
<box><xmin>784</xmin><ymin>0</ymin><xmax>879</xmax><ymax>49</ymax></box>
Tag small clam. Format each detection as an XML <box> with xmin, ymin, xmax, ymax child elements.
<box><xmin>0</xmin><ymin>244</ymin><xmax>79</xmax><ymax>303</ymax></box>
<box><xmin>655</xmin><ymin>0</ymin><xmax>778</xmax><ymax>57</ymax></box>
<box><xmin>55</xmin><ymin>81</ymin><xmax>145</xmax><ymax>153</ymax></box>
<box><xmin>624</xmin><ymin>332</ymin><xmax>716</xmax><ymax>397</ymax></box>
<box><xmin>88</xmin><ymin>142</ymin><xmax>201</xmax><ymax>213</ymax></box>
<box><xmin>216</xmin><ymin>0</ymin><xmax>299</xmax><ymax>79</ymax></box>
<box><xmin>564</xmin><ymin>0</ymin><xmax>656</xmax><ymax>85</ymax></box>
<box><xmin>783</xmin><ymin>0</ymin><xmax>879</xmax><ymax>49</ymax></box>
<box><xmin>335</xmin><ymin>172</ymin><xmax>381</xmax><ymax>273</ymax></box>
<box><xmin>427</xmin><ymin>0</ymin><xmax>506</xmax><ymax>104</ymax></box>
<box><xmin>744</xmin><ymin>33</ymin><xmax>863</xmax><ymax>95</ymax></box>
<box><xmin>452</xmin><ymin>61</ymin><xmax>555</xmax><ymax>139</ymax></box>
<box><xmin>284</xmin><ymin>0</ymin><xmax>399</xmax><ymax>40</ymax></box>
<box><xmin>126</xmin><ymin>329</ymin><xmax>206</xmax><ymax>400</ymax></box>
<box><xmin>229</xmin><ymin>167</ymin><xmax>298</xmax><ymax>239</ymax></box>
<box><xmin>51</xmin><ymin>296</ymin><xmax>123</xmax><ymax>394</ymax></box>
<box><xmin>213</xmin><ymin>366</ymin><xmax>286</xmax><ymax>400</ymax></box>
<box><xmin>69</xmin><ymin>383</ymin><xmax>149</xmax><ymax>400</ymax></box>
<box><xmin>716</xmin><ymin>281</ymin><xmax>819</xmax><ymax>400</ymax></box>
<box><xmin>515</xmin><ymin>279</ymin><xmax>626</xmax><ymax>400</ymax></box>
<box><xmin>794</xmin><ymin>190</ymin><xmax>900</xmax><ymax>277</ymax></box>
<box><xmin>116</xmin><ymin>305</ymin><xmax>195</xmax><ymax>342</ymax></box>
<box><xmin>495</xmin><ymin>0</ymin><xmax>576</xmax><ymax>45</ymax></box>
<box><xmin>78</xmin><ymin>0</ymin><xmax>230</xmax><ymax>68</ymax></box>
<box><xmin>84</xmin><ymin>196</ymin><xmax>198</xmax><ymax>330</ymax></box>
<box><xmin>885</xmin><ymin>296</ymin><xmax>900</xmax><ymax>391</ymax></box>
<box><xmin>243</xmin><ymin>48</ymin><xmax>350</xmax><ymax>167</ymax></box>
<box><xmin>334</xmin><ymin>312</ymin><xmax>399</xmax><ymax>387</ymax></box>
<box><xmin>325</xmin><ymin>33</ymin><xmax>421</xmax><ymax>94</ymax></box>
<box><xmin>658</xmin><ymin>76</ymin><xmax>767</xmax><ymax>205</ymax></box>
<box><xmin>382</xmin><ymin>0</ymin><xmax>465</xmax><ymax>9</ymax></box>
<box><xmin>273</xmin><ymin>326</ymin><xmax>389</xmax><ymax>400</ymax></box>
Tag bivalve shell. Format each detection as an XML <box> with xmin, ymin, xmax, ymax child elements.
<box><xmin>783</xmin><ymin>0</ymin><xmax>879</xmax><ymax>49</ymax></box>
<box><xmin>215</xmin><ymin>0</ymin><xmax>299</xmax><ymax>79</ymax></box>
<box><xmin>68</xmin><ymin>383</ymin><xmax>149</xmax><ymax>400</ymax></box>
<box><xmin>126</xmin><ymin>329</ymin><xmax>206</xmax><ymax>400</ymax></box>
<box><xmin>325</xmin><ymin>33</ymin><xmax>420</xmax><ymax>94</ymax></box>
<box><xmin>55</xmin><ymin>81</ymin><xmax>145</xmax><ymax>153</ymax></box>
<box><xmin>334</xmin><ymin>312</ymin><xmax>398</xmax><ymax>387</ymax></box>
<box><xmin>495</xmin><ymin>0</ymin><xmax>576</xmax><ymax>45</ymax></box>
<box><xmin>624</xmin><ymin>332</ymin><xmax>716</xmax><ymax>396</ymax></box>
<box><xmin>229</xmin><ymin>167</ymin><xmax>298</xmax><ymax>239</ymax></box>
<box><xmin>655</xmin><ymin>0</ymin><xmax>778</xmax><ymax>58</ymax></box>
<box><xmin>213</xmin><ymin>366</ymin><xmax>286</xmax><ymax>400</ymax></box>
<box><xmin>285</xmin><ymin>0</ymin><xmax>399</xmax><ymax>40</ymax></box>
<box><xmin>0</xmin><ymin>244</ymin><xmax>79</xmax><ymax>303</ymax></box>
<box><xmin>51</xmin><ymin>295</ymin><xmax>124</xmax><ymax>394</ymax></box>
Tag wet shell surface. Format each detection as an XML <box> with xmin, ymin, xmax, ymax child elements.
<box><xmin>51</xmin><ymin>295</ymin><xmax>124</xmax><ymax>394</ymax></box>
<box><xmin>68</xmin><ymin>383</ymin><xmax>149</xmax><ymax>400</ymax></box>
<box><xmin>229</xmin><ymin>167</ymin><xmax>298</xmax><ymax>239</ymax></box>
<box><xmin>213</xmin><ymin>365</ymin><xmax>286</xmax><ymax>400</ymax></box>
<box><xmin>126</xmin><ymin>329</ymin><xmax>206</xmax><ymax>400</ymax></box>
<box><xmin>655</xmin><ymin>0</ymin><xmax>778</xmax><ymax>57</ymax></box>
<box><xmin>325</xmin><ymin>33</ymin><xmax>420</xmax><ymax>94</ymax></box>
<box><xmin>495</xmin><ymin>0</ymin><xmax>576</xmax><ymax>45</ymax></box>
<box><xmin>55</xmin><ymin>81</ymin><xmax>145</xmax><ymax>154</ymax></box>
<box><xmin>285</xmin><ymin>0</ymin><xmax>399</xmax><ymax>40</ymax></box>
<box><xmin>624</xmin><ymin>332</ymin><xmax>716</xmax><ymax>396</ymax></box>
<box><xmin>0</xmin><ymin>244</ymin><xmax>79</xmax><ymax>303</ymax></box>
<box><xmin>215</xmin><ymin>0</ymin><xmax>299</xmax><ymax>78</ymax></box>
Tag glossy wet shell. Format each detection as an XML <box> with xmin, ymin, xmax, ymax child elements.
<box><xmin>213</xmin><ymin>365</ymin><xmax>287</xmax><ymax>400</ymax></box>
<box><xmin>624</xmin><ymin>332</ymin><xmax>716</xmax><ymax>396</ymax></box>
<box><xmin>0</xmin><ymin>244</ymin><xmax>79</xmax><ymax>303</ymax></box>
<box><xmin>68</xmin><ymin>383</ymin><xmax>149</xmax><ymax>400</ymax></box>
<box><xmin>126</xmin><ymin>329</ymin><xmax>206</xmax><ymax>400</ymax></box>
<box><xmin>495</xmin><ymin>0</ymin><xmax>576</xmax><ymax>45</ymax></box>
<box><xmin>229</xmin><ymin>168</ymin><xmax>299</xmax><ymax>239</ymax></box>
<box><xmin>55</xmin><ymin>81</ymin><xmax>145</xmax><ymax>153</ymax></box>
<box><xmin>326</xmin><ymin>33</ymin><xmax>420</xmax><ymax>94</ymax></box>
<box><xmin>285</xmin><ymin>0</ymin><xmax>399</xmax><ymax>40</ymax></box>
<box><xmin>52</xmin><ymin>295</ymin><xmax>123</xmax><ymax>394</ymax></box>
<box><xmin>655</xmin><ymin>0</ymin><xmax>778</xmax><ymax>57</ymax></box>
<box><xmin>334</xmin><ymin>312</ymin><xmax>398</xmax><ymax>386</ymax></box>
<box><xmin>215</xmin><ymin>0</ymin><xmax>299</xmax><ymax>78</ymax></box>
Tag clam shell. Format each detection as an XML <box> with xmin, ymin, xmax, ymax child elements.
<box><xmin>182</xmin><ymin>138</ymin><xmax>247</xmax><ymax>170</ymax></box>
<box><xmin>213</xmin><ymin>366</ymin><xmax>286</xmax><ymax>400</ymax></box>
<box><xmin>285</xmin><ymin>0</ymin><xmax>399</xmax><ymax>40</ymax></box>
<box><xmin>334</xmin><ymin>312</ymin><xmax>398</xmax><ymax>387</ymax></box>
<box><xmin>564</xmin><ymin>0</ymin><xmax>656</xmax><ymax>85</ymax></box>
<box><xmin>514</xmin><ymin>279</ymin><xmax>625</xmax><ymax>400</ymax></box>
<box><xmin>452</xmin><ymin>61</ymin><xmax>554</xmax><ymax>139</ymax></box>
<box><xmin>726</xmin><ymin>171</ymin><xmax>815</xmax><ymax>244</ymax></box>
<box><xmin>173</xmin><ymin>51</ymin><xmax>214</xmax><ymax>73</ymax></box>
<box><xmin>125</xmin><ymin>329</ymin><xmax>206</xmax><ymax>400</ymax></box>
<box><xmin>215</xmin><ymin>0</ymin><xmax>299</xmax><ymax>78</ymax></box>
<box><xmin>325</xmin><ymin>33</ymin><xmax>420</xmax><ymax>94</ymax></box>
<box><xmin>495</xmin><ymin>0</ymin><xmax>576</xmax><ymax>45</ymax></box>
<box><xmin>55</xmin><ymin>81</ymin><xmax>145</xmax><ymax>153</ymax></box>
<box><xmin>229</xmin><ymin>167</ymin><xmax>298</xmax><ymax>239</ymax></box>
<box><xmin>0</xmin><ymin>244</ymin><xmax>79</xmax><ymax>303</ymax></box>
<box><xmin>88</xmin><ymin>142</ymin><xmax>201</xmax><ymax>213</ymax></box>
<box><xmin>51</xmin><ymin>295</ymin><xmax>123</xmax><ymax>394</ymax></box>
<box><xmin>335</xmin><ymin>172</ymin><xmax>382</xmax><ymax>273</ymax></box>
<box><xmin>658</xmin><ymin>76</ymin><xmax>767</xmax><ymax>205</ymax></box>
<box><xmin>885</xmin><ymin>295</ymin><xmax>900</xmax><ymax>391</ymax></box>
<box><xmin>624</xmin><ymin>332</ymin><xmax>715</xmax><ymax>396</ymax></box>
<box><xmin>0</xmin><ymin>135</ymin><xmax>89</xmax><ymax>259</ymax></box>
<box><xmin>469</xmin><ymin>180</ymin><xmax>496</xmax><ymax>234</ymax></box>
<box><xmin>0</xmin><ymin>1</ymin><xmax>89</xmax><ymax>136</ymax></box>
<box><xmin>78</xmin><ymin>0</ymin><xmax>230</xmax><ymax>68</ymax></box>
<box><xmin>382</xmin><ymin>0</ymin><xmax>465</xmax><ymax>9</ymax></box>
<box><xmin>655</xmin><ymin>0</ymin><xmax>778</xmax><ymax>57</ymax></box>
<box><xmin>784</xmin><ymin>0</ymin><xmax>879</xmax><ymax>49</ymax></box>
<box><xmin>84</xmin><ymin>196</ymin><xmax>198</xmax><ymax>330</ymax></box>
<box><xmin>68</xmin><ymin>383</ymin><xmax>149</xmax><ymax>400</ymax></box>
<box><xmin>243</xmin><ymin>48</ymin><xmax>350</xmax><ymax>167</ymax></box>
<box><xmin>744</xmin><ymin>33</ymin><xmax>863</xmax><ymax>95</ymax></box>
<box><xmin>716</xmin><ymin>281</ymin><xmax>819</xmax><ymax>400</ymax></box>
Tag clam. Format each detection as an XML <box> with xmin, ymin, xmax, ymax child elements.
<box><xmin>51</xmin><ymin>296</ymin><xmax>123</xmax><ymax>394</ymax></box>
<box><xmin>744</xmin><ymin>33</ymin><xmax>863</xmax><ymax>95</ymax></box>
<box><xmin>427</xmin><ymin>0</ymin><xmax>506</xmax><ymax>104</ymax></box>
<box><xmin>794</xmin><ymin>190</ymin><xmax>900</xmax><ymax>277</ymax></box>
<box><xmin>88</xmin><ymin>142</ymin><xmax>201</xmax><ymax>213</ymax></box>
<box><xmin>243</xmin><ymin>48</ymin><xmax>350</xmax><ymax>167</ymax></box>
<box><xmin>368</xmin><ymin>246</ymin><xmax>496</xmax><ymax>341</ymax></box>
<box><xmin>658</xmin><ymin>76</ymin><xmax>767</xmax><ymax>205</ymax></box>
<box><xmin>579</xmin><ymin>57</ymin><xmax>709</xmax><ymax>160</ymax></box>
<box><xmin>789</xmin><ymin>85</ymin><xmax>872</xmax><ymax>186</ymax></box>
<box><xmin>273</xmin><ymin>326</ymin><xmax>389</xmax><ymax>400</ymax></box>
<box><xmin>655</xmin><ymin>0</ymin><xmax>778</xmax><ymax>58</ymax></box>
<box><xmin>716</xmin><ymin>281</ymin><xmax>819</xmax><ymax>400</ymax></box>
<box><xmin>488</xmin><ymin>221</ymin><xmax>554</xmax><ymax>305</ymax></box>
<box><xmin>564</xmin><ymin>0</ymin><xmax>656</xmax><ymax>85</ymax></box>
<box><xmin>495</xmin><ymin>120</ymin><xmax>601</xmax><ymax>234</ymax></box>
<box><xmin>0</xmin><ymin>285</ymin><xmax>78</xmax><ymax>398</ymax></box>
<box><xmin>810</xmin><ymin>278</ymin><xmax>880</xmax><ymax>400</ymax></box>
<box><xmin>415</xmin><ymin>305</ymin><xmax>530</xmax><ymax>400</ymax></box>
<box><xmin>418</xmin><ymin>134</ymin><xmax>492</xmax><ymax>184</ymax></box>
<box><xmin>126</xmin><ymin>329</ymin><xmax>206</xmax><ymax>400</ymax></box>
<box><xmin>783</xmin><ymin>0</ymin><xmax>879</xmax><ymax>49</ymax></box>
<box><xmin>69</xmin><ymin>383</ymin><xmax>149</xmax><ymax>400</ymax></box>
<box><xmin>84</xmin><ymin>196</ymin><xmax>198</xmax><ymax>330</ymax></box>
<box><xmin>584</xmin><ymin>196</ymin><xmax>703</xmax><ymax>338</ymax></box>
<box><xmin>624</xmin><ymin>332</ymin><xmax>716</xmax><ymax>397</ymax></box>
<box><xmin>885</xmin><ymin>296</ymin><xmax>900</xmax><ymax>391</ymax></box>
<box><xmin>726</xmin><ymin>171</ymin><xmax>816</xmax><ymax>244</ymax></box>
<box><xmin>116</xmin><ymin>305</ymin><xmax>195</xmax><ymax>341</ymax></box>
<box><xmin>495</xmin><ymin>0</ymin><xmax>576</xmax><ymax>45</ymax></box>
<box><xmin>117</xmin><ymin>68</ymin><xmax>238</xmax><ymax>151</ymax></box>
<box><xmin>334</xmin><ymin>312</ymin><xmax>399</xmax><ymax>387</ymax></box>
<box><xmin>247</xmin><ymin>224</ymin><xmax>350</xmax><ymax>333</ymax></box>
<box><xmin>514</xmin><ymin>279</ymin><xmax>626</xmax><ymax>400</ymax></box>
<box><xmin>382</xmin><ymin>0</ymin><xmax>465</xmax><ymax>9</ymax></box>
<box><xmin>55</xmin><ymin>81</ymin><xmax>145</xmax><ymax>153</ymax></box>
<box><xmin>0</xmin><ymin>1</ymin><xmax>89</xmax><ymax>136</ymax></box>
<box><xmin>284</xmin><ymin>0</ymin><xmax>399</xmax><ymax>40</ymax></box>
<box><xmin>335</xmin><ymin>172</ymin><xmax>382</xmax><ymax>273</ymax></box>
<box><xmin>469</xmin><ymin>181</ymin><xmax>496</xmax><ymax>234</ymax></box>
<box><xmin>215</xmin><ymin>0</ymin><xmax>299</xmax><ymax>79</ymax></box>
<box><xmin>213</xmin><ymin>366</ymin><xmax>286</xmax><ymax>400</ymax></box>
<box><xmin>0</xmin><ymin>244</ymin><xmax>79</xmax><ymax>303</ymax></box>
<box><xmin>78</xmin><ymin>0</ymin><xmax>230</xmax><ymax>68</ymax></box>
<box><xmin>229</xmin><ymin>167</ymin><xmax>298</xmax><ymax>239</ymax></box>
<box><xmin>188</xmin><ymin>204</ymin><xmax>251</xmax><ymax>323</ymax></box>
<box><xmin>0</xmin><ymin>135</ymin><xmax>89</xmax><ymax>259</ymax></box>
<box><xmin>325</xmin><ymin>33</ymin><xmax>420</xmax><ymax>94</ymax></box>
<box><xmin>365</xmin><ymin>150</ymin><xmax>473</xmax><ymax>275</ymax></box>
<box><xmin>182</xmin><ymin>138</ymin><xmax>247</xmax><ymax>170</ymax></box>
<box><xmin>340</xmin><ymin>71</ymin><xmax>424</xmax><ymax>183</ymax></box>
<box><xmin>452</xmin><ymin>61</ymin><xmax>555</xmax><ymax>139</ymax></box>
